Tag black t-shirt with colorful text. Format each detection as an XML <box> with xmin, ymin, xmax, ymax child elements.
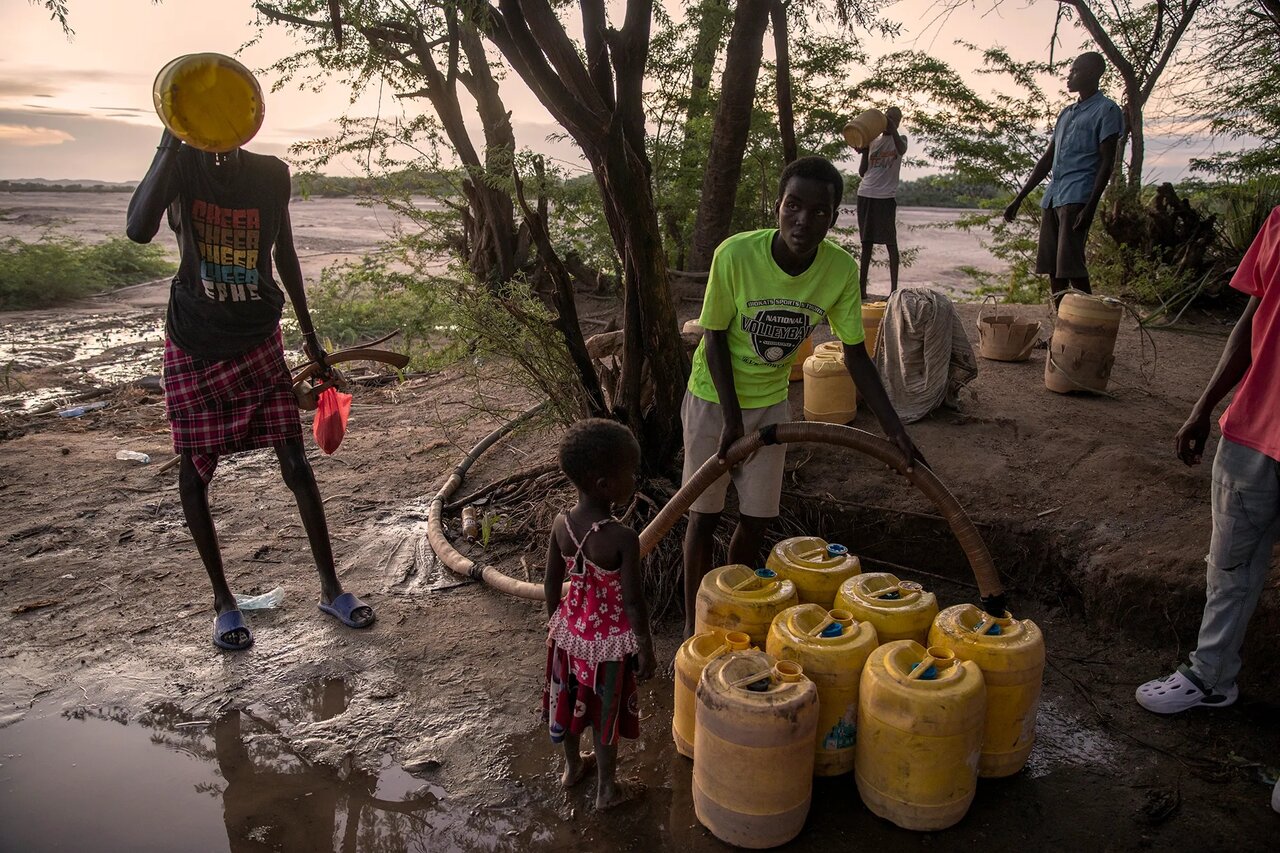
<box><xmin>165</xmin><ymin>147</ymin><xmax>289</xmax><ymax>360</ymax></box>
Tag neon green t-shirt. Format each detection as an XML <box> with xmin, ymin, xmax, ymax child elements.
<box><xmin>688</xmin><ymin>229</ymin><xmax>864</xmax><ymax>408</ymax></box>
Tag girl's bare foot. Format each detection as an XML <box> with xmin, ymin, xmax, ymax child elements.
<box><xmin>561</xmin><ymin>752</ymin><xmax>596</xmax><ymax>788</ymax></box>
<box><xmin>596</xmin><ymin>778</ymin><xmax>645</xmax><ymax>810</ymax></box>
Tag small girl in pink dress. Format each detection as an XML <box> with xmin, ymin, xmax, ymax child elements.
<box><xmin>543</xmin><ymin>419</ymin><xmax>656</xmax><ymax>809</ymax></box>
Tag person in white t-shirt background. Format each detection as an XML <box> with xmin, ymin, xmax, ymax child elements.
<box><xmin>854</xmin><ymin>106</ymin><xmax>908</xmax><ymax>299</ymax></box>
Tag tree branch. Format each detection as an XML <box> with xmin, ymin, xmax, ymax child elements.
<box><xmin>580</xmin><ymin>0</ymin><xmax>617</xmax><ymax>111</ymax></box>
<box><xmin>477</xmin><ymin>2</ymin><xmax>605</xmax><ymax>141</ymax></box>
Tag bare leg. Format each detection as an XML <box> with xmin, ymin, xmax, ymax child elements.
<box><xmin>682</xmin><ymin>511</ymin><xmax>721</xmax><ymax>638</ymax></box>
<box><xmin>178</xmin><ymin>455</ymin><xmax>248</xmax><ymax>644</ymax></box>
<box><xmin>560</xmin><ymin>731</ymin><xmax>594</xmax><ymax>787</ymax></box>
<box><xmin>593</xmin><ymin>729</ymin><xmax>640</xmax><ymax>809</ymax></box>
<box><xmin>887</xmin><ymin>243</ymin><xmax>900</xmax><ymax>293</ymax></box>
<box><xmin>728</xmin><ymin>513</ymin><xmax>774</xmax><ymax>570</ymax></box>
<box><xmin>859</xmin><ymin>242</ymin><xmax>873</xmax><ymax>300</ymax></box>
<box><xmin>274</xmin><ymin>438</ymin><xmax>372</xmax><ymax>626</ymax></box>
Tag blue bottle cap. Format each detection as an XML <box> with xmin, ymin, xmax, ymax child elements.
<box><xmin>820</xmin><ymin>622</ymin><xmax>844</xmax><ymax>638</ymax></box>
<box><xmin>827</xmin><ymin>543</ymin><xmax>849</xmax><ymax>557</ymax></box>
<box><xmin>985</xmin><ymin>622</ymin><xmax>1003</xmax><ymax>635</ymax></box>
<box><xmin>910</xmin><ymin>662</ymin><xmax>939</xmax><ymax>680</ymax></box>
<box><xmin>883</xmin><ymin>590</ymin><xmax>901</xmax><ymax>600</ymax></box>
<box><xmin>755</xmin><ymin>568</ymin><xmax>777</xmax><ymax>579</ymax></box>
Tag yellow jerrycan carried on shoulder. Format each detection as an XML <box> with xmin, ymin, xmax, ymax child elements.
<box><xmin>766</xmin><ymin>605</ymin><xmax>878</xmax><ymax>776</ymax></box>
<box><xmin>843</xmin><ymin>108</ymin><xmax>888</xmax><ymax>150</ymax></box>
<box><xmin>835</xmin><ymin>572</ymin><xmax>938</xmax><ymax>645</ymax></box>
<box><xmin>153</xmin><ymin>53</ymin><xmax>265</xmax><ymax>153</ymax></box>
<box><xmin>928</xmin><ymin>604</ymin><xmax>1045</xmax><ymax>777</ymax></box>
<box><xmin>694</xmin><ymin>651</ymin><xmax>818</xmax><ymax>849</ymax></box>
<box><xmin>766</xmin><ymin>536</ymin><xmax>862</xmax><ymax>607</ymax></box>
<box><xmin>855</xmin><ymin>641</ymin><xmax>986</xmax><ymax>831</ymax></box>
<box><xmin>673</xmin><ymin>630</ymin><xmax>753</xmax><ymax>758</ymax></box>
<box><xmin>695</xmin><ymin>565</ymin><xmax>799</xmax><ymax>647</ymax></box>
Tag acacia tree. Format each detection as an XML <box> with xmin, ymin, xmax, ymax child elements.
<box><xmin>1187</xmin><ymin>0</ymin><xmax>1280</xmax><ymax>178</ymax></box>
<box><xmin>256</xmin><ymin>2</ymin><xmax>523</xmax><ymax>290</ymax></box>
<box><xmin>1053</xmin><ymin>0</ymin><xmax>1206</xmax><ymax>196</ymax></box>
<box><xmin>686</xmin><ymin>0</ymin><xmax>888</xmax><ymax>270</ymax></box>
<box><xmin>469</xmin><ymin>1</ymin><xmax>687</xmax><ymax>465</ymax></box>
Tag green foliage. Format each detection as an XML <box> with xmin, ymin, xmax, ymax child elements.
<box><xmin>850</xmin><ymin>42</ymin><xmax>1070</xmax><ymax>301</ymax></box>
<box><xmin>0</xmin><ymin>235</ymin><xmax>174</xmax><ymax>310</ymax></box>
<box><xmin>291</xmin><ymin>170</ymin><xmax>457</xmax><ymax>199</ymax></box>
<box><xmin>886</xmin><ymin>174</ymin><xmax>1004</xmax><ymax>208</ymax></box>
<box><xmin>296</xmin><ymin>233</ymin><xmax>460</xmax><ymax>369</ymax></box>
<box><xmin>1184</xmin><ymin>4</ymin><xmax>1280</xmax><ymax>179</ymax></box>
<box><xmin>445</xmin><ymin>274</ymin><xmax>593</xmax><ymax>425</ymax></box>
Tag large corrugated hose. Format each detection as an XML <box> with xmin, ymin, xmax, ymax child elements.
<box><xmin>428</xmin><ymin>414</ymin><xmax>1005</xmax><ymax>603</ymax></box>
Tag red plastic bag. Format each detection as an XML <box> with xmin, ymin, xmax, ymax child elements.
<box><xmin>312</xmin><ymin>387</ymin><xmax>352</xmax><ymax>454</ymax></box>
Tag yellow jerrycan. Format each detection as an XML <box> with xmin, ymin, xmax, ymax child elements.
<box><xmin>835</xmin><ymin>572</ymin><xmax>938</xmax><ymax>645</ymax></box>
<box><xmin>153</xmin><ymin>53</ymin><xmax>265</xmax><ymax>153</ymax></box>
<box><xmin>928</xmin><ymin>604</ymin><xmax>1045</xmax><ymax>777</ymax></box>
<box><xmin>694</xmin><ymin>651</ymin><xmax>818</xmax><ymax>849</ymax></box>
<box><xmin>1044</xmin><ymin>292</ymin><xmax>1124</xmax><ymax>393</ymax></box>
<box><xmin>673</xmin><ymin>629</ymin><xmax>753</xmax><ymax>758</ymax></box>
<box><xmin>695</xmin><ymin>565</ymin><xmax>799</xmax><ymax>647</ymax></box>
<box><xmin>803</xmin><ymin>347</ymin><xmax>856</xmax><ymax>424</ymax></box>
<box><xmin>789</xmin><ymin>335</ymin><xmax>814</xmax><ymax>381</ymax></box>
<box><xmin>855</xmin><ymin>641</ymin><xmax>986</xmax><ymax>831</ymax></box>
<box><xmin>766</xmin><ymin>536</ymin><xmax>862</xmax><ymax>607</ymax></box>
<box><xmin>843</xmin><ymin>108</ymin><xmax>888</xmax><ymax>150</ymax></box>
<box><xmin>766</xmin><ymin>605</ymin><xmax>878</xmax><ymax>776</ymax></box>
<box><xmin>862</xmin><ymin>301</ymin><xmax>888</xmax><ymax>358</ymax></box>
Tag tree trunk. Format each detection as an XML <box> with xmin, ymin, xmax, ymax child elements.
<box><xmin>772</xmin><ymin>0</ymin><xmax>797</xmax><ymax>165</ymax></box>
<box><xmin>1125</xmin><ymin>97</ymin><xmax>1144</xmax><ymax>196</ymax></box>
<box><xmin>687</xmin><ymin>0</ymin><xmax>772</xmax><ymax>271</ymax></box>
<box><xmin>665</xmin><ymin>0</ymin><xmax>730</xmax><ymax>269</ymax></box>
<box><xmin>482</xmin><ymin>0</ymin><xmax>687</xmax><ymax>469</ymax></box>
<box><xmin>686</xmin><ymin>0</ymin><xmax>731</xmax><ymax>127</ymax></box>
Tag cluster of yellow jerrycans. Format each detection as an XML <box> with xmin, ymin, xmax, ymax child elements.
<box><xmin>675</xmin><ymin>535</ymin><xmax>1045</xmax><ymax>848</ymax></box>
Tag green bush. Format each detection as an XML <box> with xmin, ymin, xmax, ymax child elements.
<box><xmin>0</xmin><ymin>235</ymin><xmax>175</xmax><ymax>310</ymax></box>
<box><xmin>297</xmin><ymin>244</ymin><xmax>456</xmax><ymax>370</ymax></box>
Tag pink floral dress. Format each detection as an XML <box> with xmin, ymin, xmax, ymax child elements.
<box><xmin>542</xmin><ymin>516</ymin><xmax>641</xmax><ymax>745</ymax></box>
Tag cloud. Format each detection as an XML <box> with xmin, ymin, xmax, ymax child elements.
<box><xmin>0</xmin><ymin>124</ymin><xmax>74</xmax><ymax>146</ymax></box>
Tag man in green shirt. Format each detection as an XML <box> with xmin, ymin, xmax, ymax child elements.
<box><xmin>682</xmin><ymin>156</ymin><xmax>925</xmax><ymax>636</ymax></box>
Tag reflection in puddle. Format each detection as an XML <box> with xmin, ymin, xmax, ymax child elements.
<box><xmin>0</xmin><ymin>677</ymin><xmax>539</xmax><ymax>852</ymax></box>
<box><xmin>0</xmin><ymin>310</ymin><xmax>165</xmax><ymax>411</ymax></box>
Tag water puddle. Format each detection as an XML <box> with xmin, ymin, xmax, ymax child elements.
<box><xmin>0</xmin><ymin>677</ymin><xmax>542</xmax><ymax>852</ymax></box>
<box><xmin>0</xmin><ymin>310</ymin><xmax>165</xmax><ymax>411</ymax></box>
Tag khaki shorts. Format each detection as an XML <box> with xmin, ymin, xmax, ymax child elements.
<box><xmin>681</xmin><ymin>391</ymin><xmax>789</xmax><ymax>518</ymax></box>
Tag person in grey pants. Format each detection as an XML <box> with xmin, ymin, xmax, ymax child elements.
<box><xmin>1135</xmin><ymin>206</ymin><xmax>1280</xmax><ymax>812</ymax></box>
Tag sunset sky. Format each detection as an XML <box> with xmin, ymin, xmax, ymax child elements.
<box><xmin>0</xmin><ymin>0</ymin><xmax>1221</xmax><ymax>183</ymax></box>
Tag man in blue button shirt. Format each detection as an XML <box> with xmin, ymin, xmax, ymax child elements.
<box><xmin>1003</xmin><ymin>52</ymin><xmax>1124</xmax><ymax>302</ymax></box>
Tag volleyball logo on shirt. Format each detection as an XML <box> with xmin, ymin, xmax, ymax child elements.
<box><xmin>742</xmin><ymin>308</ymin><xmax>811</xmax><ymax>363</ymax></box>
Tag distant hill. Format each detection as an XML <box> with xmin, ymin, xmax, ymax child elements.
<box><xmin>1</xmin><ymin>178</ymin><xmax>136</xmax><ymax>192</ymax></box>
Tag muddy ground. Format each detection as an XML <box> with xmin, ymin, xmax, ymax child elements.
<box><xmin>2</xmin><ymin>193</ymin><xmax>1277</xmax><ymax>850</ymax></box>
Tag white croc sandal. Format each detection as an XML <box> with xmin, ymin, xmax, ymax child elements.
<box><xmin>1135</xmin><ymin>670</ymin><xmax>1238</xmax><ymax>714</ymax></box>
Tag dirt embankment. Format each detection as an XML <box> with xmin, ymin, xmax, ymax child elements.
<box><xmin>2</xmin><ymin>193</ymin><xmax>1278</xmax><ymax>846</ymax></box>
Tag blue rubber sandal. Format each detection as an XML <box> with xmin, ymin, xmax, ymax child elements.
<box><xmin>318</xmin><ymin>592</ymin><xmax>375</xmax><ymax>628</ymax></box>
<box><xmin>213</xmin><ymin>609</ymin><xmax>254</xmax><ymax>650</ymax></box>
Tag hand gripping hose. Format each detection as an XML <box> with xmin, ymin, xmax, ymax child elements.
<box><xmin>429</xmin><ymin>416</ymin><xmax>1005</xmax><ymax>604</ymax></box>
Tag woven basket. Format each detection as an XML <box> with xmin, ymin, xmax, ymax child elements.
<box><xmin>976</xmin><ymin>299</ymin><xmax>1040</xmax><ymax>362</ymax></box>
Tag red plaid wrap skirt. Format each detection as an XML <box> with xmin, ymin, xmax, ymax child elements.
<box><xmin>163</xmin><ymin>328</ymin><xmax>301</xmax><ymax>482</ymax></box>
